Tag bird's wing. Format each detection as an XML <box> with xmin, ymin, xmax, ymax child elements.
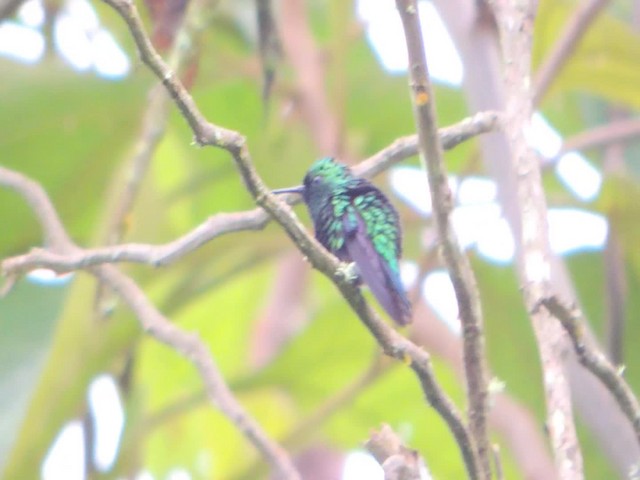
<box><xmin>343</xmin><ymin>206</ymin><xmax>411</xmax><ymax>325</ymax></box>
<box><xmin>347</xmin><ymin>179</ymin><xmax>403</xmax><ymax>256</ymax></box>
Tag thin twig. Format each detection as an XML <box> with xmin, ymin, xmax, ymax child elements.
<box><xmin>1</xmin><ymin>112</ymin><xmax>499</xmax><ymax>275</ymax></box>
<box><xmin>365</xmin><ymin>424</ymin><xmax>431</xmax><ymax>480</ymax></box>
<box><xmin>93</xmin><ymin>0</ymin><xmax>481</xmax><ymax>473</ymax></box>
<box><xmin>100</xmin><ymin>0</ymin><xmax>232</xmax><ymax>147</ymax></box>
<box><xmin>0</xmin><ymin>168</ymin><xmax>301</xmax><ymax>480</ymax></box>
<box><xmin>250</xmin><ymin>0</ymin><xmax>344</xmax><ymax>370</ymax></box>
<box><xmin>255</xmin><ymin>166</ymin><xmax>479</xmax><ymax>480</ymax></box>
<box><xmin>93</xmin><ymin>266</ymin><xmax>302</xmax><ymax>480</ymax></box>
<box><xmin>538</xmin><ymin>296</ymin><xmax>640</xmax><ymax>444</ymax></box>
<box><xmin>603</xmin><ymin>221</ymin><xmax>626</xmax><ymax>365</ymax></box>
<box><xmin>0</xmin><ymin>168</ymin><xmax>73</xmax><ymax>250</ymax></box>
<box><xmin>0</xmin><ymin>173</ymin><xmax>474</xmax><ymax>480</ymax></box>
<box><xmin>90</xmin><ymin>86</ymin><xmax>170</xmax><ymax>467</ymax></box>
<box><xmin>102</xmin><ymin>85</ymin><xmax>168</xmax><ymax>247</ymax></box>
<box><xmin>96</xmin><ymin>0</ymin><xmax>218</xmax><ymax>320</ymax></box>
<box><xmin>491</xmin><ymin>1</ymin><xmax>584</xmax><ymax>478</ymax></box>
<box><xmin>103</xmin><ymin>0</ymin><xmax>216</xmax><ymax>246</ymax></box>
<box><xmin>3</xmin><ymin>0</ymin><xmax>500</xmax><ymax>475</ymax></box>
<box><xmin>357</xmin><ymin>111</ymin><xmax>500</xmax><ymax>178</ymax></box>
<box><xmin>394</xmin><ymin>1</ymin><xmax>490</xmax><ymax>478</ymax></box>
<box><xmin>87</xmin><ymin>2</ymin><xmax>215</xmax><ymax>469</ymax></box>
<box><xmin>533</xmin><ymin>0</ymin><xmax>611</xmax><ymax>105</ymax></box>
<box><xmin>556</xmin><ymin>117</ymin><xmax>640</xmax><ymax>157</ymax></box>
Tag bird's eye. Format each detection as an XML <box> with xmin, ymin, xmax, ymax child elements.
<box><xmin>312</xmin><ymin>176</ymin><xmax>322</xmax><ymax>184</ymax></box>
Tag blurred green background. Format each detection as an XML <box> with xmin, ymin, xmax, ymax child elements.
<box><xmin>2</xmin><ymin>0</ymin><xmax>640</xmax><ymax>478</ymax></box>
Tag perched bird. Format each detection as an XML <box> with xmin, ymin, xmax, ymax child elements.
<box><xmin>273</xmin><ymin>157</ymin><xmax>412</xmax><ymax>325</ymax></box>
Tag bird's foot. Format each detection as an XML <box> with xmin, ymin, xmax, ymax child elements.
<box><xmin>337</xmin><ymin>261</ymin><xmax>361</xmax><ymax>285</ymax></box>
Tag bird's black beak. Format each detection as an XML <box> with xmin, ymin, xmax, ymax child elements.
<box><xmin>272</xmin><ymin>185</ymin><xmax>305</xmax><ymax>195</ymax></box>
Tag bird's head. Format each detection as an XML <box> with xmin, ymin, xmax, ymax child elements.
<box><xmin>272</xmin><ymin>157</ymin><xmax>352</xmax><ymax>207</ymax></box>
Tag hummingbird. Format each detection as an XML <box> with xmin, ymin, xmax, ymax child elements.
<box><xmin>273</xmin><ymin>157</ymin><xmax>412</xmax><ymax>325</ymax></box>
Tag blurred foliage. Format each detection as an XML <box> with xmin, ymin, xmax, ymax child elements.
<box><xmin>1</xmin><ymin>0</ymin><xmax>640</xmax><ymax>479</ymax></box>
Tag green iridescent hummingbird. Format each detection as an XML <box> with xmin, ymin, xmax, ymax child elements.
<box><xmin>273</xmin><ymin>157</ymin><xmax>412</xmax><ymax>325</ymax></box>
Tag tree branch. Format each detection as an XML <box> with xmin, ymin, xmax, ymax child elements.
<box><xmin>435</xmin><ymin>0</ymin><xmax>640</xmax><ymax>474</ymax></box>
<box><xmin>394</xmin><ymin>1</ymin><xmax>490</xmax><ymax>478</ymax></box>
<box><xmin>538</xmin><ymin>296</ymin><xmax>640</xmax><ymax>444</ymax></box>
<box><xmin>253</xmin><ymin>170</ymin><xmax>480</xmax><ymax>480</ymax></box>
<box><xmin>85</xmin><ymin>3</ymin><xmax>215</xmax><ymax>468</ymax></box>
<box><xmin>491</xmin><ymin>1</ymin><xmax>584</xmax><ymax>478</ymax></box>
<box><xmin>100</xmin><ymin>0</ymin><xmax>233</xmax><ymax>148</ymax></box>
<box><xmin>0</xmin><ymin>168</ymin><xmax>301</xmax><ymax>480</ymax></box>
<box><xmin>556</xmin><ymin>117</ymin><xmax>640</xmax><ymax>157</ymax></box>
<box><xmin>0</xmin><ymin>168</ymin><xmax>73</xmax><ymax>250</ymax></box>
<box><xmin>250</xmin><ymin>0</ymin><xmax>346</xmax><ymax>372</ymax></box>
<box><xmin>2</xmin><ymin>0</ymin><xmax>502</xmax><ymax>476</ymax></box>
<box><xmin>366</xmin><ymin>424</ymin><xmax>431</xmax><ymax>480</ymax></box>
<box><xmin>1</xmin><ymin>111</ymin><xmax>499</xmax><ymax>275</ymax></box>
<box><xmin>410</xmin><ymin>296</ymin><xmax>558</xmax><ymax>479</ymax></box>
<box><xmin>93</xmin><ymin>265</ymin><xmax>301</xmax><ymax>479</ymax></box>
<box><xmin>1</xmin><ymin>170</ymin><xmax>477</xmax><ymax>480</ymax></box>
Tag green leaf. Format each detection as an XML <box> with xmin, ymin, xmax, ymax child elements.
<box><xmin>535</xmin><ymin>0</ymin><xmax>640</xmax><ymax>108</ymax></box>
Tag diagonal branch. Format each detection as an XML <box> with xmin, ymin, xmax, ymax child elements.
<box><xmin>394</xmin><ymin>1</ymin><xmax>490</xmax><ymax>478</ymax></box>
<box><xmin>556</xmin><ymin>117</ymin><xmax>640</xmax><ymax>157</ymax></box>
<box><xmin>0</xmin><ymin>167</ymin><xmax>301</xmax><ymax>480</ymax></box>
<box><xmin>1</xmin><ymin>111</ymin><xmax>499</xmax><ymax>275</ymax></box>
<box><xmin>245</xmin><ymin>164</ymin><xmax>480</xmax><ymax>480</ymax></box>
<box><xmin>104</xmin><ymin>0</ymin><xmax>217</xmax><ymax>231</ymax></box>
<box><xmin>0</xmin><ymin>168</ymin><xmax>73</xmax><ymax>250</ymax></box>
<box><xmin>28</xmin><ymin>0</ymin><xmax>485</xmax><ymax>476</ymax></box>
<box><xmin>93</xmin><ymin>265</ymin><xmax>301</xmax><ymax>478</ymax></box>
<box><xmin>1</xmin><ymin>166</ymin><xmax>477</xmax><ymax>480</ymax></box>
<box><xmin>2</xmin><ymin>0</ymin><xmax>501</xmax><ymax>477</ymax></box>
<box><xmin>100</xmin><ymin>0</ymin><xmax>231</xmax><ymax>147</ymax></box>
<box><xmin>538</xmin><ymin>296</ymin><xmax>640</xmax><ymax>444</ymax></box>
